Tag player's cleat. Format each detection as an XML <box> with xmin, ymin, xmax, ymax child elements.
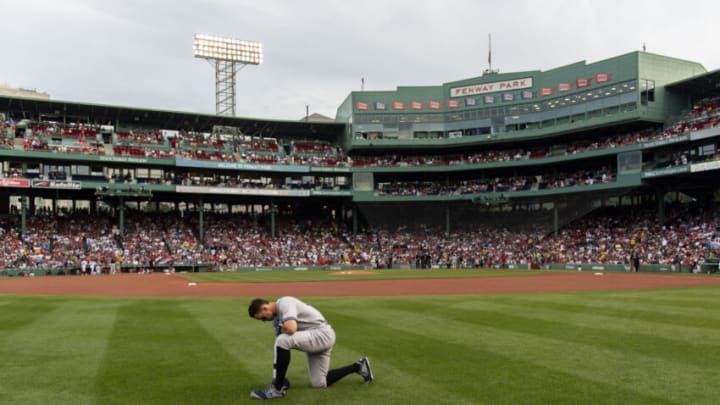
<box><xmin>356</xmin><ymin>357</ymin><xmax>373</xmax><ymax>384</ymax></box>
<box><xmin>272</xmin><ymin>378</ymin><xmax>291</xmax><ymax>391</ymax></box>
<box><xmin>250</xmin><ymin>384</ymin><xmax>286</xmax><ymax>400</ymax></box>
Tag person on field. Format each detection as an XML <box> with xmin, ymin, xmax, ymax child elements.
<box><xmin>630</xmin><ymin>250</ymin><xmax>640</xmax><ymax>272</ymax></box>
<box><xmin>248</xmin><ymin>297</ymin><xmax>373</xmax><ymax>400</ymax></box>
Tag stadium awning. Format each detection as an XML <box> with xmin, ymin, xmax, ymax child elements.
<box><xmin>665</xmin><ymin>69</ymin><xmax>720</xmax><ymax>99</ymax></box>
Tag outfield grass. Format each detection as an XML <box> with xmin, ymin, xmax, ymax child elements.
<box><xmin>181</xmin><ymin>268</ymin><xmax>545</xmax><ymax>283</ymax></box>
<box><xmin>1</xmin><ymin>287</ymin><xmax>719</xmax><ymax>404</ymax></box>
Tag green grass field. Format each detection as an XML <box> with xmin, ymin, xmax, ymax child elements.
<box><xmin>1</xmin><ymin>285</ymin><xmax>719</xmax><ymax>404</ymax></box>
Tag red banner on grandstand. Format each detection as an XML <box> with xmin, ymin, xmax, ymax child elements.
<box><xmin>576</xmin><ymin>78</ymin><xmax>591</xmax><ymax>88</ymax></box>
<box><xmin>465</xmin><ymin>97</ymin><xmax>477</xmax><ymax>106</ymax></box>
<box><xmin>428</xmin><ymin>100</ymin><xmax>441</xmax><ymax>110</ymax></box>
<box><xmin>540</xmin><ymin>87</ymin><xmax>554</xmax><ymax>96</ymax></box>
<box><xmin>503</xmin><ymin>93</ymin><xmax>514</xmax><ymax>101</ymax></box>
<box><xmin>410</xmin><ymin>101</ymin><xmax>424</xmax><ymax>110</ymax></box>
<box><xmin>558</xmin><ymin>82</ymin><xmax>572</xmax><ymax>92</ymax></box>
<box><xmin>392</xmin><ymin>101</ymin><xmax>406</xmax><ymax>110</ymax></box>
<box><xmin>355</xmin><ymin>102</ymin><xmax>370</xmax><ymax>110</ymax></box>
<box><xmin>595</xmin><ymin>73</ymin><xmax>611</xmax><ymax>83</ymax></box>
<box><xmin>0</xmin><ymin>178</ymin><xmax>30</xmax><ymax>188</ymax></box>
<box><xmin>447</xmin><ymin>99</ymin><xmax>461</xmax><ymax>108</ymax></box>
<box><xmin>522</xmin><ymin>90</ymin><xmax>534</xmax><ymax>99</ymax></box>
<box><xmin>484</xmin><ymin>95</ymin><xmax>495</xmax><ymax>104</ymax></box>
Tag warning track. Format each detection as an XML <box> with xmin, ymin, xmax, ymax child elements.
<box><xmin>1</xmin><ymin>272</ymin><xmax>719</xmax><ymax>297</ymax></box>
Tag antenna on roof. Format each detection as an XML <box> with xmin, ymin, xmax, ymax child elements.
<box><xmin>642</xmin><ymin>42</ymin><xmax>647</xmax><ymax>52</ymax></box>
<box><xmin>361</xmin><ymin>77</ymin><xmax>365</xmax><ymax>91</ymax></box>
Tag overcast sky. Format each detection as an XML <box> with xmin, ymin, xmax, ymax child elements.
<box><xmin>2</xmin><ymin>0</ymin><xmax>718</xmax><ymax>121</ymax></box>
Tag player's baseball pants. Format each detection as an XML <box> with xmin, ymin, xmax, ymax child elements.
<box><xmin>275</xmin><ymin>324</ymin><xmax>336</xmax><ymax>387</ymax></box>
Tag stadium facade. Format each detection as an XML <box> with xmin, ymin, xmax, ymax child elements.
<box><xmin>1</xmin><ymin>50</ymin><xmax>719</xmax><ymax>273</ymax></box>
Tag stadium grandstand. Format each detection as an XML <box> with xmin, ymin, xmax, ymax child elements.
<box><xmin>1</xmin><ymin>50</ymin><xmax>720</xmax><ymax>275</ymax></box>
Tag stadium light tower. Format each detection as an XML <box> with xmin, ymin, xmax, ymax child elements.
<box><xmin>193</xmin><ymin>33</ymin><xmax>263</xmax><ymax>117</ymax></box>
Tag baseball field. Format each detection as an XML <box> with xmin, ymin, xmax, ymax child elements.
<box><xmin>1</xmin><ymin>270</ymin><xmax>719</xmax><ymax>404</ymax></box>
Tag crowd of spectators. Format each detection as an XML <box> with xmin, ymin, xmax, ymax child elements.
<box><xmin>350</xmin><ymin>128</ymin><xmax>663</xmax><ymax>168</ymax></box>
<box><xmin>0</xmin><ymin>119</ymin><xmax>11</xmax><ymax>134</ymax></box>
<box><xmin>179</xmin><ymin>149</ymin><xmax>237</xmax><ymax>162</ymax></box>
<box><xmin>232</xmin><ymin>139</ymin><xmax>349</xmax><ymax>167</ymax></box>
<box><xmin>175</xmin><ymin>132</ymin><xmax>227</xmax><ymax>150</ymax></box>
<box><xmin>3</xmin><ymin>95</ymin><xmax>719</xmax><ymax>168</ymax></box>
<box><xmin>113</xmin><ymin>145</ymin><xmax>175</xmax><ymax>159</ymax></box>
<box><xmin>666</xmin><ymin>97</ymin><xmax>720</xmax><ymax>135</ymax></box>
<box><xmin>376</xmin><ymin>167</ymin><xmax>614</xmax><ymax>196</ymax></box>
<box><xmin>351</xmin><ymin>97</ymin><xmax>720</xmax><ymax>169</ymax></box>
<box><xmin>116</xmin><ymin>130</ymin><xmax>164</xmax><ymax>145</ymax></box>
<box><xmin>1</xmin><ymin>202</ymin><xmax>718</xmax><ymax>273</ymax></box>
<box><xmin>27</xmin><ymin>122</ymin><xmax>99</xmax><ymax>140</ymax></box>
<box><xmin>0</xmin><ymin>137</ymin><xmax>15</xmax><ymax>149</ymax></box>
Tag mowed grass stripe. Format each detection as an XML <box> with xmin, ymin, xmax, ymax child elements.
<box><xmin>591</xmin><ymin>284</ymin><xmax>720</xmax><ymax>300</ymax></box>
<box><xmin>457</xmin><ymin>299</ymin><xmax>720</xmax><ymax>348</ymax></box>
<box><xmin>501</xmin><ymin>287</ymin><xmax>720</xmax><ymax>316</ymax></box>
<box><xmin>93</xmin><ymin>301</ymin><xmax>247</xmax><ymax>405</ymax></box>
<box><xmin>0</xmin><ymin>297</ymin><xmax>118</xmax><ymax>405</ymax></box>
<box><xmin>0</xmin><ymin>296</ymin><xmax>64</xmax><ymax>331</ymax></box>
<box><xmin>338</xmin><ymin>297</ymin><xmax>713</xmax><ymax>404</ymax></box>
<box><xmin>325</xmin><ymin>309</ymin><xmax>673</xmax><ymax>405</ymax></box>
<box><xmin>494</xmin><ymin>293</ymin><xmax>720</xmax><ymax>327</ymax></box>
<box><xmin>451</xmin><ymin>304</ymin><xmax>720</xmax><ymax>368</ymax></box>
<box><xmin>176</xmin><ymin>299</ymin><xmax>277</xmax><ymax>386</ymax></box>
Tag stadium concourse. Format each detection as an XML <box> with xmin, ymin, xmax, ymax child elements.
<box><xmin>0</xmin><ymin>203</ymin><xmax>718</xmax><ymax>274</ymax></box>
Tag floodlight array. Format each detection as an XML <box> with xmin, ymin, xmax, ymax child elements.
<box><xmin>193</xmin><ymin>33</ymin><xmax>263</xmax><ymax>65</ymax></box>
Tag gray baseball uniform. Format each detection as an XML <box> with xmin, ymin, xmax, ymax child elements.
<box><xmin>273</xmin><ymin>297</ymin><xmax>336</xmax><ymax>387</ymax></box>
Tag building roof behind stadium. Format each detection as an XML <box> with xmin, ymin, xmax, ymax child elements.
<box><xmin>0</xmin><ymin>95</ymin><xmax>344</xmax><ymax>139</ymax></box>
<box><xmin>665</xmin><ymin>69</ymin><xmax>720</xmax><ymax>99</ymax></box>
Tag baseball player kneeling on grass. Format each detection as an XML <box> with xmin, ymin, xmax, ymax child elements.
<box><xmin>248</xmin><ymin>297</ymin><xmax>373</xmax><ymax>400</ymax></box>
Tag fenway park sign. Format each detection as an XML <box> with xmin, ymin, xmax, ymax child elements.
<box><xmin>450</xmin><ymin>77</ymin><xmax>533</xmax><ymax>97</ymax></box>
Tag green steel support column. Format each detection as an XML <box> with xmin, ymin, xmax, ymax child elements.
<box><xmin>20</xmin><ymin>196</ymin><xmax>27</xmax><ymax>238</ymax></box>
<box><xmin>657</xmin><ymin>190</ymin><xmax>666</xmax><ymax>225</ymax></box>
<box><xmin>199</xmin><ymin>199</ymin><xmax>205</xmax><ymax>244</ymax></box>
<box><xmin>445</xmin><ymin>205</ymin><xmax>450</xmax><ymax>236</ymax></box>
<box><xmin>270</xmin><ymin>200</ymin><xmax>276</xmax><ymax>238</ymax></box>
<box><xmin>119</xmin><ymin>197</ymin><xmax>125</xmax><ymax>237</ymax></box>
<box><xmin>352</xmin><ymin>205</ymin><xmax>358</xmax><ymax>236</ymax></box>
<box><xmin>553</xmin><ymin>203</ymin><xmax>559</xmax><ymax>236</ymax></box>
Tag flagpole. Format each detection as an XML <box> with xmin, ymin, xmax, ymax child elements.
<box><xmin>488</xmin><ymin>33</ymin><xmax>492</xmax><ymax>71</ymax></box>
